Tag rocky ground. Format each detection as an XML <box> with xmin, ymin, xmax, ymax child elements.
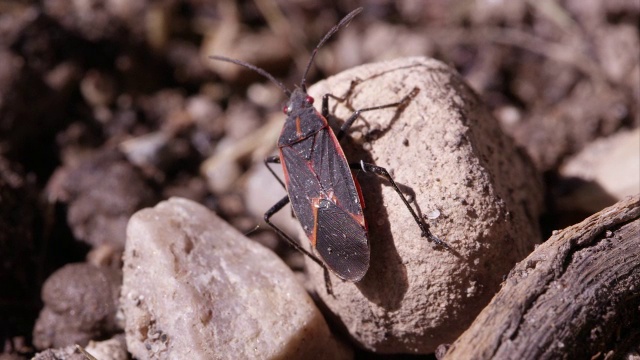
<box><xmin>0</xmin><ymin>1</ymin><xmax>638</xmax><ymax>359</ymax></box>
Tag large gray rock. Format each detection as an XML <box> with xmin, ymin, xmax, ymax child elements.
<box><xmin>299</xmin><ymin>56</ymin><xmax>544</xmax><ymax>353</ymax></box>
<box><xmin>121</xmin><ymin>197</ymin><xmax>351</xmax><ymax>360</ymax></box>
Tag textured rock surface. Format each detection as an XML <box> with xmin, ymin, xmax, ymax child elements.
<box><xmin>121</xmin><ymin>197</ymin><xmax>352</xmax><ymax>360</ymax></box>
<box><xmin>32</xmin><ymin>263</ymin><xmax>122</xmax><ymax>349</ymax></box>
<box><xmin>32</xmin><ymin>345</ymin><xmax>85</xmax><ymax>360</ymax></box>
<box><xmin>32</xmin><ymin>335</ymin><xmax>128</xmax><ymax>360</ymax></box>
<box><xmin>300</xmin><ymin>56</ymin><xmax>544</xmax><ymax>353</ymax></box>
<box><xmin>82</xmin><ymin>334</ymin><xmax>128</xmax><ymax>360</ymax></box>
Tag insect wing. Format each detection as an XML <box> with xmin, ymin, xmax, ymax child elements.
<box><xmin>314</xmin><ymin>198</ymin><xmax>369</xmax><ymax>281</ymax></box>
<box><xmin>280</xmin><ymin>125</ymin><xmax>369</xmax><ymax>280</ymax></box>
<box><xmin>280</xmin><ymin>141</ymin><xmax>322</xmax><ymax>238</ymax></box>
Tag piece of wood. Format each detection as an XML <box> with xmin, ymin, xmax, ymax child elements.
<box><xmin>443</xmin><ymin>194</ymin><xmax>640</xmax><ymax>360</ymax></box>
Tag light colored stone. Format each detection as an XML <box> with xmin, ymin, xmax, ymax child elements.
<box><xmin>559</xmin><ymin>128</ymin><xmax>640</xmax><ymax>213</ymax></box>
<box><xmin>32</xmin><ymin>345</ymin><xmax>83</xmax><ymax>360</ymax></box>
<box><xmin>301</xmin><ymin>56</ymin><xmax>544</xmax><ymax>353</ymax></box>
<box><xmin>121</xmin><ymin>197</ymin><xmax>352</xmax><ymax>360</ymax></box>
<box><xmin>84</xmin><ymin>335</ymin><xmax>128</xmax><ymax>360</ymax></box>
<box><xmin>32</xmin><ymin>336</ymin><xmax>127</xmax><ymax>360</ymax></box>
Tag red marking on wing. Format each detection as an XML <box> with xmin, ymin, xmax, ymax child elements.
<box><xmin>295</xmin><ymin>116</ymin><xmax>302</xmax><ymax>138</ymax></box>
<box><xmin>279</xmin><ymin>123</ymin><xmax>368</xmax><ymax>249</ymax></box>
<box><xmin>352</xmin><ymin>177</ymin><xmax>367</xmax><ymax>229</ymax></box>
<box><xmin>309</xmin><ymin>197</ymin><xmax>320</xmax><ymax>248</ymax></box>
<box><xmin>323</xmin><ymin>126</ymin><xmax>367</xmax><ymax>229</ymax></box>
<box><xmin>278</xmin><ymin>150</ymin><xmax>291</xmax><ymax>189</ymax></box>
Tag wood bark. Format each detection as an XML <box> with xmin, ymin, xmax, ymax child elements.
<box><xmin>443</xmin><ymin>195</ymin><xmax>640</xmax><ymax>360</ymax></box>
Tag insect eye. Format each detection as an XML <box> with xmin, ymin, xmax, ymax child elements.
<box><xmin>305</xmin><ymin>95</ymin><xmax>314</xmax><ymax>105</ymax></box>
<box><xmin>283</xmin><ymin>104</ymin><xmax>291</xmax><ymax>114</ymax></box>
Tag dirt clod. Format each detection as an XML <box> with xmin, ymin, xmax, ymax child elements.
<box><xmin>32</xmin><ymin>263</ymin><xmax>122</xmax><ymax>350</ymax></box>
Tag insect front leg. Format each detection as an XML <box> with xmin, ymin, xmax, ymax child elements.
<box><xmin>264</xmin><ymin>195</ymin><xmax>334</xmax><ymax>295</ymax></box>
<box><xmin>321</xmin><ymin>78</ymin><xmax>362</xmax><ymax>118</ymax></box>
<box><xmin>323</xmin><ymin>87</ymin><xmax>419</xmax><ymax>141</ymax></box>
<box><xmin>350</xmin><ymin>161</ymin><xmax>450</xmax><ymax>250</ymax></box>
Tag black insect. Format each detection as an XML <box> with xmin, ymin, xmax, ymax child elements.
<box><xmin>211</xmin><ymin>8</ymin><xmax>446</xmax><ymax>293</ymax></box>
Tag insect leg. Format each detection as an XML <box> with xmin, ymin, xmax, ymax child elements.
<box><xmin>264</xmin><ymin>155</ymin><xmax>298</xmax><ymax>218</ymax></box>
<box><xmin>350</xmin><ymin>161</ymin><xmax>450</xmax><ymax>249</ymax></box>
<box><xmin>264</xmin><ymin>195</ymin><xmax>334</xmax><ymax>295</ymax></box>
<box><xmin>321</xmin><ymin>79</ymin><xmax>362</xmax><ymax>118</ymax></box>
<box><xmin>264</xmin><ymin>155</ymin><xmax>286</xmax><ymax>189</ymax></box>
<box><xmin>323</xmin><ymin>87</ymin><xmax>418</xmax><ymax>141</ymax></box>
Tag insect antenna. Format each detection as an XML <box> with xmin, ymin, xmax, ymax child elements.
<box><xmin>300</xmin><ymin>7</ymin><xmax>363</xmax><ymax>93</ymax></box>
<box><xmin>209</xmin><ymin>55</ymin><xmax>292</xmax><ymax>97</ymax></box>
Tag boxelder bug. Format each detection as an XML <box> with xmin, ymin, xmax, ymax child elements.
<box><xmin>211</xmin><ymin>8</ymin><xmax>447</xmax><ymax>293</ymax></box>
